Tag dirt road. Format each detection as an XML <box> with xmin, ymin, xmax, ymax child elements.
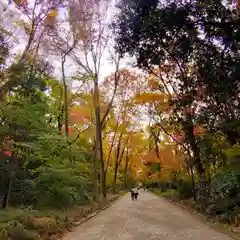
<box><xmin>63</xmin><ymin>190</ymin><xmax>232</xmax><ymax>240</ymax></box>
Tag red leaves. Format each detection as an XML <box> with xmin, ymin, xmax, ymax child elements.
<box><xmin>174</xmin><ymin>125</ymin><xmax>204</xmax><ymax>142</ymax></box>
<box><xmin>61</xmin><ymin>126</ymin><xmax>73</xmax><ymax>136</ymax></box>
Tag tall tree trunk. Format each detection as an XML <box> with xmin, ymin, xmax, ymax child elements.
<box><xmin>93</xmin><ymin>77</ymin><xmax>104</xmax><ymax>200</ymax></box>
<box><xmin>92</xmin><ymin>140</ymin><xmax>98</xmax><ymax>201</ymax></box>
<box><xmin>185</xmin><ymin>115</ymin><xmax>205</xmax><ymax>178</ymax></box>
<box><xmin>190</xmin><ymin>166</ymin><xmax>197</xmax><ymax>202</ymax></box>
<box><xmin>113</xmin><ymin>165</ymin><xmax>118</xmax><ymax>193</ymax></box>
<box><xmin>102</xmin><ymin>170</ymin><xmax>107</xmax><ymax>198</ymax></box>
<box><xmin>57</xmin><ymin>104</ymin><xmax>64</xmax><ymax>133</ymax></box>
<box><xmin>62</xmin><ymin>57</ymin><xmax>69</xmax><ymax>137</ymax></box>
<box><xmin>124</xmin><ymin>156</ymin><xmax>130</xmax><ymax>189</ymax></box>
<box><xmin>61</xmin><ymin>55</ymin><xmax>72</xmax><ymax>165</ymax></box>
<box><xmin>2</xmin><ymin>177</ymin><xmax>13</xmax><ymax>209</ymax></box>
<box><xmin>2</xmin><ymin>154</ymin><xmax>16</xmax><ymax>209</ymax></box>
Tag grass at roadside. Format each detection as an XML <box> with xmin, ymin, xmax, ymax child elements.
<box><xmin>0</xmin><ymin>193</ymin><xmax>124</xmax><ymax>240</ymax></box>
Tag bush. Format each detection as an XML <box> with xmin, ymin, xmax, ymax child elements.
<box><xmin>0</xmin><ymin>221</ymin><xmax>40</xmax><ymax>240</ymax></box>
<box><xmin>8</xmin><ymin>224</ymin><xmax>39</xmax><ymax>240</ymax></box>
<box><xmin>161</xmin><ymin>189</ymin><xmax>178</xmax><ymax>199</ymax></box>
<box><xmin>211</xmin><ymin>168</ymin><xmax>240</xmax><ymax>198</ymax></box>
<box><xmin>32</xmin><ymin>166</ymin><xmax>92</xmax><ymax>208</ymax></box>
<box><xmin>8</xmin><ymin>164</ymin><xmax>93</xmax><ymax>209</ymax></box>
<box><xmin>178</xmin><ymin>178</ymin><xmax>193</xmax><ymax>199</ymax></box>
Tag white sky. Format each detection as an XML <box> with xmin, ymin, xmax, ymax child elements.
<box><xmin>0</xmin><ymin>0</ymin><xmax>149</xmax><ymax>128</ymax></box>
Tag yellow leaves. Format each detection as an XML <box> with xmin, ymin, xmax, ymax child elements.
<box><xmin>133</xmin><ymin>92</ymin><xmax>166</xmax><ymax>104</ymax></box>
<box><xmin>47</xmin><ymin>9</ymin><xmax>58</xmax><ymax>17</ymax></box>
<box><xmin>44</xmin><ymin>9</ymin><xmax>58</xmax><ymax>27</ymax></box>
<box><xmin>143</xmin><ymin>151</ymin><xmax>160</xmax><ymax>164</ymax></box>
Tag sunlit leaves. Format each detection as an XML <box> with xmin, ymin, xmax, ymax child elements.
<box><xmin>173</xmin><ymin>125</ymin><xmax>205</xmax><ymax>142</ymax></box>
<box><xmin>13</xmin><ymin>0</ymin><xmax>28</xmax><ymax>7</ymax></box>
<box><xmin>144</xmin><ymin>144</ymin><xmax>184</xmax><ymax>181</ymax></box>
<box><xmin>47</xmin><ymin>9</ymin><xmax>58</xmax><ymax>17</ymax></box>
<box><xmin>69</xmin><ymin>106</ymin><xmax>91</xmax><ymax>124</ymax></box>
<box><xmin>133</xmin><ymin>92</ymin><xmax>166</xmax><ymax>104</ymax></box>
<box><xmin>2</xmin><ymin>137</ymin><xmax>12</xmax><ymax>156</ymax></box>
<box><xmin>148</xmin><ymin>76</ymin><xmax>159</xmax><ymax>91</ymax></box>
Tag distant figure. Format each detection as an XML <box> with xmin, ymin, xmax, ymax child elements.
<box><xmin>131</xmin><ymin>186</ymin><xmax>139</xmax><ymax>200</ymax></box>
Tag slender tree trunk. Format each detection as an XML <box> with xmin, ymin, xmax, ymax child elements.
<box><xmin>124</xmin><ymin>156</ymin><xmax>130</xmax><ymax>189</ymax></box>
<box><xmin>93</xmin><ymin>77</ymin><xmax>105</xmax><ymax>200</ymax></box>
<box><xmin>185</xmin><ymin>115</ymin><xmax>205</xmax><ymax>178</ymax></box>
<box><xmin>92</xmin><ymin>140</ymin><xmax>98</xmax><ymax>201</ymax></box>
<box><xmin>113</xmin><ymin>165</ymin><xmax>118</xmax><ymax>193</ymax></box>
<box><xmin>61</xmin><ymin>55</ymin><xmax>73</xmax><ymax>166</ymax></box>
<box><xmin>62</xmin><ymin>57</ymin><xmax>69</xmax><ymax>137</ymax></box>
<box><xmin>2</xmin><ymin>177</ymin><xmax>13</xmax><ymax>209</ymax></box>
<box><xmin>2</xmin><ymin>154</ymin><xmax>16</xmax><ymax>209</ymax></box>
<box><xmin>57</xmin><ymin>104</ymin><xmax>64</xmax><ymax>133</ymax></box>
<box><xmin>102</xmin><ymin>170</ymin><xmax>107</xmax><ymax>198</ymax></box>
<box><xmin>190</xmin><ymin>166</ymin><xmax>197</xmax><ymax>202</ymax></box>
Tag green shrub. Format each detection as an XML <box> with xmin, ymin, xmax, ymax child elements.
<box><xmin>178</xmin><ymin>178</ymin><xmax>193</xmax><ymax>199</ymax></box>
<box><xmin>0</xmin><ymin>221</ymin><xmax>40</xmax><ymax>240</ymax></box>
<box><xmin>211</xmin><ymin>168</ymin><xmax>240</xmax><ymax>198</ymax></box>
<box><xmin>210</xmin><ymin>197</ymin><xmax>236</xmax><ymax>215</ymax></box>
<box><xmin>8</xmin><ymin>164</ymin><xmax>93</xmax><ymax>209</ymax></box>
<box><xmin>8</xmin><ymin>224</ymin><xmax>39</xmax><ymax>240</ymax></box>
<box><xmin>161</xmin><ymin>189</ymin><xmax>178</xmax><ymax>199</ymax></box>
<box><xmin>32</xmin><ymin>166</ymin><xmax>92</xmax><ymax>208</ymax></box>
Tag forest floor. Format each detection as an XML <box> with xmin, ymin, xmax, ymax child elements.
<box><xmin>0</xmin><ymin>193</ymin><xmax>122</xmax><ymax>240</ymax></box>
<box><xmin>62</xmin><ymin>190</ymin><xmax>233</xmax><ymax>240</ymax></box>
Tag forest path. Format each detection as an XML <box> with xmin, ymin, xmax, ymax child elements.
<box><xmin>62</xmin><ymin>190</ymin><xmax>232</xmax><ymax>240</ymax></box>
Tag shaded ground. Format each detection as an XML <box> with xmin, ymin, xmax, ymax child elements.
<box><xmin>63</xmin><ymin>190</ymin><xmax>232</xmax><ymax>240</ymax></box>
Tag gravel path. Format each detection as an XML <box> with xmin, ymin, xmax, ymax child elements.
<box><xmin>63</xmin><ymin>190</ymin><xmax>232</xmax><ymax>240</ymax></box>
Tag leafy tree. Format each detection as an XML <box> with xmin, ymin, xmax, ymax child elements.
<box><xmin>113</xmin><ymin>0</ymin><xmax>240</xmax><ymax>179</ymax></box>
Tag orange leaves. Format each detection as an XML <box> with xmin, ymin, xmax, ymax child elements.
<box><xmin>144</xmin><ymin>145</ymin><xmax>183</xmax><ymax>181</ymax></box>
<box><xmin>133</xmin><ymin>92</ymin><xmax>166</xmax><ymax>104</ymax></box>
<box><xmin>148</xmin><ymin>76</ymin><xmax>159</xmax><ymax>90</ymax></box>
<box><xmin>143</xmin><ymin>151</ymin><xmax>160</xmax><ymax>164</ymax></box>
<box><xmin>13</xmin><ymin>0</ymin><xmax>28</xmax><ymax>7</ymax></box>
<box><xmin>61</xmin><ymin>126</ymin><xmax>73</xmax><ymax>136</ymax></box>
<box><xmin>69</xmin><ymin>106</ymin><xmax>91</xmax><ymax>124</ymax></box>
<box><xmin>2</xmin><ymin>137</ymin><xmax>12</xmax><ymax>157</ymax></box>
<box><xmin>159</xmin><ymin>146</ymin><xmax>182</xmax><ymax>170</ymax></box>
<box><xmin>195</xmin><ymin>86</ymin><xmax>207</xmax><ymax>100</ymax></box>
<box><xmin>193</xmin><ymin>125</ymin><xmax>204</xmax><ymax>136</ymax></box>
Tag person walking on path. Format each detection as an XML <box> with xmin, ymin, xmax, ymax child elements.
<box><xmin>131</xmin><ymin>186</ymin><xmax>139</xmax><ymax>200</ymax></box>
